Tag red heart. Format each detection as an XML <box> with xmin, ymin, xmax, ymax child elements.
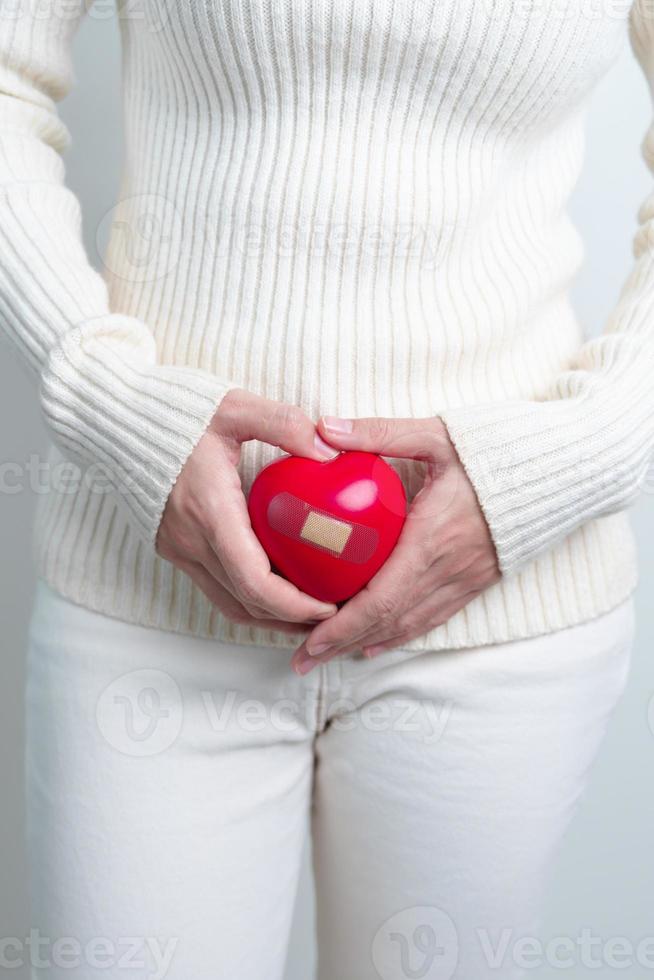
<box><xmin>247</xmin><ymin>450</ymin><xmax>407</xmax><ymax>603</ymax></box>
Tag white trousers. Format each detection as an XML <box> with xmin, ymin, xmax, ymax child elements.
<box><xmin>24</xmin><ymin>579</ymin><xmax>636</xmax><ymax>980</ymax></box>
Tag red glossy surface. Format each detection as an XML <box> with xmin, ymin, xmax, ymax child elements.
<box><xmin>247</xmin><ymin>450</ymin><xmax>407</xmax><ymax>602</ymax></box>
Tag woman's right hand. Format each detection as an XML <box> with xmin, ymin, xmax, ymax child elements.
<box><xmin>156</xmin><ymin>388</ymin><xmax>340</xmax><ymax>632</ymax></box>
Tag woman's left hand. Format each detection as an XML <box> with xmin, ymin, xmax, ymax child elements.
<box><xmin>290</xmin><ymin>414</ymin><xmax>501</xmax><ymax>675</ymax></box>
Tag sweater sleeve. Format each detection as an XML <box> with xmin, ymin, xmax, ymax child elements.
<box><xmin>0</xmin><ymin>6</ymin><xmax>235</xmax><ymax>542</ymax></box>
<box><xmin>438</xmin><ymin>1</ymin><xmax>654</xmax><ymax>579</ymax></box>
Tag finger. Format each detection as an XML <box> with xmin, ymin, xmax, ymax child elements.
<box><xmin>212</xmin><ymin>529</ymin><xmax>338</xmax><ymax>623</ymax></box>
<box><xmin>300</xmin><ymin>578</ymin><xmax>406</xmax><ymax>657</ymax></box>
<box><xmin>206</xmin><ymin>476</ymin><xmax>338</xmax><ymax>623</ymax></box>
<box><xmin>298</xmin><ymin>525</ymin><xmax>433</xmax><ymax>656</ymax></box>
<box><xmin>350</xmin><ymin>577</ymin><xmax>464</xmax><ymax>651</ymax></box>
<box><xmin>293</xmin><ymin>579</ymin><xmax>476</xmax><ymax>674</ymax></box>
<box><xmin>196</xmin><ymin>543</ymin><xmax>284</xmax><ymax>621</ymax></box>
<box><xmin>316</xmin><ymin>413</ymin><xmax>447</xmax><ymax>462</ymax></box>
<box><xmin>294</xmin><ymin>587</ymin><xmax>482</xmax><ymax>675</ymax></box>
<box><xmin>194</xmin><ymin>541</ymin><xmax>233</xmax><ymax>591</ymax></box>
<box><xmin>292</xmin><ymin>590</ymin><xmax>404</xmax><ymax>665</ymax></box>
<box><xmin>216</xmin><ymin>388</ymin><xmax>339</xmax><ymax>461</ymax></box>
<box><xmin>361</xmin><ymin>587</ymin><xmax>482</xmax><ymax>656</ymax></box>
<box><xmin>164</xmin><ymin>524</ymin><xmax>290</xmax><ymax>623</ymax></box>
<box><xmin>290</xmin><ymin>481</ymin><xmax>474</xmax><ymax>662</ymax></box>
<box><xmin>174</xmin><ymin>557</ymin><xmax>316</xmax><ymax>633</ymax></box>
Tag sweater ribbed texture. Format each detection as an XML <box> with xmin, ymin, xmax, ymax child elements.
<box><xmin>0</xmin><ymin>1</ymin><xmax>650</xmax><ymax>650</ymax></box>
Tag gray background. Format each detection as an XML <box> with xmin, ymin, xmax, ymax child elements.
<box><xmin>1</xmin><ymin>11</ymin><xmax>653</xmax><ymax>979</ymax></box>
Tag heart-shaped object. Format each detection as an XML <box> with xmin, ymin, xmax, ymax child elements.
<box><xmin>247</xmin><ymin>450</ymin><xmax>407</xmax><ymax>603</ymax></box>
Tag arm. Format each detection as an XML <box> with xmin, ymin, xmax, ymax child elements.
<box><xmin>0</xmin><ymin>2</ymin><xmax>233</xmax><ymax>541</ymax></box>
<box><xmin>287</xmin><ymin>3</ymin><xmax>654</xmax><ymax>670</ymax></box>
<box><xmin>0</xmin><ymin>6</ymin><xmax>341</xmax><ymax>629</ymax></box>
<box><xmin>436</xmin><ymin>1</ymin><xmax>654</xmax><ymax>578</ymax></box>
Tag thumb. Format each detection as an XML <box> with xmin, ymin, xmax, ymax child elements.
<box><xmin>317</xmin><ymin>414</ymin><xmax>444</xmax><ymax>460</ymax></box>
<box><xmin>214</xmin><ymin>389</ymin><xmax>339</xmax><ymax>461</ymax></box>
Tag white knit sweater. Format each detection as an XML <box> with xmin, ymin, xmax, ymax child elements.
<box><xmin>1</xmin><ymin>1</ymin><xmax>651</xmax><ymax>651</ymax></box>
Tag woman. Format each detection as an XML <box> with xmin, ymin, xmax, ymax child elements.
<box><xmin>1</xmin><ymin>1</ymin><xmax>649</xmax><ymax>977</ymax></box>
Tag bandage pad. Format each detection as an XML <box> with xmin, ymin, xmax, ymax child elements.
<box><xmin>266</xmin><ymin>492</ymin><xmax>379</xmax><ymax>564</ymax></box>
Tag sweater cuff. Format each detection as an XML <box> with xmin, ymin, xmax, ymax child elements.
<box><xmin>438</xmin><ymin>396</ymin><xmax>643</xmax><ymax>578</ymax></box>
<box><xmin>39</xmin><ymin>313</ymin><xmax>235</xmax><ymax>542</ymax></box>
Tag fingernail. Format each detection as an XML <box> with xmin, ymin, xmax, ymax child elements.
<box><xmin>364</xmin><ymin>645</ymin><xmax>385</xmax><ymax>658</ymax></box>
<box><xmin>293</xmin><ymin>657</ymin><xmax>316</xmax><ymax>676</ymax></box>
<box><xmin>314</xmin><ymin>433</ymin><xmax>340</xmax><ymax>460</ymax></box>
<box><xmin>307</xmin><ymin>642</ymin><xmax>331</xmax><ymax>657</ymax></box>
<box><xmin>315</xmin><ymin>604</ymin><xmax>337</xmax><ymax>619</ymax></box>
<box><xmin>322</xmin><ymin>416</ymin><xmax>353</xmax><ymax>434</ymax></box>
